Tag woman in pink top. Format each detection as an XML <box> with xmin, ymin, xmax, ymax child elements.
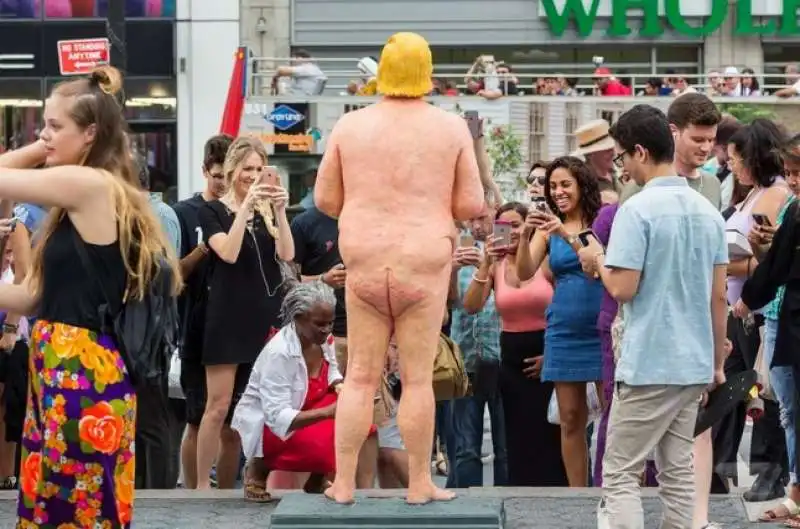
<box><xmin>463</xmin><ymin>202</ymin><xmax>567</xmax><ymax>486</ymax></box>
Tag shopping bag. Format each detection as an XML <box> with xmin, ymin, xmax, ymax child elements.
<box><xmin>547</xmin><ymin>382</ymin><xmax>602</xmax><ymax>426</ymax></box>
<box><xmin>168</xmin><ymin>349</ymin><xmax>184</xmax><ymax>399</ymax></box>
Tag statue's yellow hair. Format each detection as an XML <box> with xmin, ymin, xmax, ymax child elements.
<box><xmin>376</xmin><ymin>32</ymin><xmax>432</xmax><ymax>98</ymax></box>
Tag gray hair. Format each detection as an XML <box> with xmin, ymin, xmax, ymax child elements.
<box><xmin>280</xmin><ymin>280</ymin><xmax>337</xmax><ymax>326</ymax></box>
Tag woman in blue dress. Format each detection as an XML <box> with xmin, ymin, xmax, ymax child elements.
<box><xmin>516</xmin><ymin>156</ymin><xmax>603</xmax><ymax>487</ymax></box>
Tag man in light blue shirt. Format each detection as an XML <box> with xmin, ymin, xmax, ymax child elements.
<box><xmin>577</xmin><ymin>105</ymin><xmax>728</xmax><ymax>529</ymax></box>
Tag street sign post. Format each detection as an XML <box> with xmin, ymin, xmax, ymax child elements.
<box><xmin>57</xmin><ymin>38</ymin><xmax>111</xmax><ymax>76</ymax></box>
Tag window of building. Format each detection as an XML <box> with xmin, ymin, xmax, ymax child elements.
<box><xmin>0</xmin><ymin>1</ymin><xmax>40</xmax><ymax>18</ymax></box>
<box><xmin>41</xmin><ymin>0</ymin><xmax>175</xmax><ymax>18</ymax></box>
<box><xmin>0</xmin><ymin>79</ymin><xmax>42</xmax><ymax>152</ymax></box>
<box><xmin>763</xmin><ymin>43</ymin><xmax>800</xmax><ymax>92</ymax></box>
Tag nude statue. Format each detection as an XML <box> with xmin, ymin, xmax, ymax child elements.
<box><xmin>315</xmin><ymin>32</ymin><xmax>485</xmax><ymax>505</ymax></box>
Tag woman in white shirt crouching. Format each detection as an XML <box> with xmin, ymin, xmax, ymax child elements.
<box><xmin>231</xmin><ymin>280</ymin><xmax>377</xmax><ymax>501</ymax></box>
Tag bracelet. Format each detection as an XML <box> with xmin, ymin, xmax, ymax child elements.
<box><xmin>3</xmin><ymin>323</ymin><xmax>18</xmax><ymax>334</ymax></box>
<box><xmin>472</xmin><ymin>272</ymin><xmax>489</xmax><ymax>284</ymax></box>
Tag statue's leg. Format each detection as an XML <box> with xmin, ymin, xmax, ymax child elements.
<box><xmin>393</xmin><ymin>277</ymin><xmax>456</xmax><ymax>504</ymax></box>
<box><xmin>325</xmin><ymin>278</ymin><xmax>392</xmax><ymax>504</ymax></box>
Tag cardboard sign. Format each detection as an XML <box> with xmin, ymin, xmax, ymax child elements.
<box><xmin>57</xmin><ymin>38</ymin><xmax>110</xmax><ymax>76</ymax></box>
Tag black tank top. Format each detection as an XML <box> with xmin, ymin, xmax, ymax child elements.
<box><xmin>38</xmin><ymin>215</ymin><xmax>127</xmax><ymax>332</ymax></box>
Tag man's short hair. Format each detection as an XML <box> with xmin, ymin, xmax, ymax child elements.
<box><xmin>667</xmin><ymin>92</ymin><xmax>721</xmax><ymax>130</ymax></box>
<box><xmin>609</xmin><ymin>105</ymin><xmax>675</xmax><ymax>165</ymax></box>
<box><xmin>293</xmin><ymin>49</ymin><xmax>312</xmax><ymax>59</ymax></box>
<box><xmin>203</xmin><ymin>134</ymin><xmax>233</xmax><ymax>171</ymax></box>
<box><xmin>715</xmin><ymin>115</ymin><xmax>743</xmax><ymax>147</ymax></box>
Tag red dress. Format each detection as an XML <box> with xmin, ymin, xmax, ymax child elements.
<box><xmin>260</xmin><ymin>360</ymin><xmax>378</xmax><ymax>474</ymax></box>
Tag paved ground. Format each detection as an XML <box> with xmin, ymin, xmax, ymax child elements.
<box><xmin>0</xmin><ymin>489</ymin><xmax>771</xmax><ymax>528</ymax></box>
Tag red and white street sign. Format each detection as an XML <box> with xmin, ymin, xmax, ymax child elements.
<box><xmin>57</xmin><ymin>38</ymin><xmax>110</xmax><ymax>76</ymax></box>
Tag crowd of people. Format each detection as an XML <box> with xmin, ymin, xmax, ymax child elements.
<box><xmin>273</xmin><ymin>49</ymin><xmax>800</xmax><ymax>102</ymax></box>
<box><xmin>1</xmin><ymin>44</ymin><xmax>800</xmax><ymax>528</ymax></box>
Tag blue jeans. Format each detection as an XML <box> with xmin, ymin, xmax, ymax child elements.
<box><xmin>764</xmin><ymin>318</ymin><xmax>797</xmax><ymax>483</ymax></box>
<box><xmin>435</xmin><ymin>400</ymin><xmax>458</xmax><ymax>489</ymax></box>
<box><xmin>450</xmin><ymin>390</ymin><xmax>508</xmax><ymax>488</ymax></box>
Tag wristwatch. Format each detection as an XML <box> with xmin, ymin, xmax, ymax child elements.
<box><xmin>566</xmin><ymin>234</ymin><xmax>579</xmax><ymax>246</ymax></box>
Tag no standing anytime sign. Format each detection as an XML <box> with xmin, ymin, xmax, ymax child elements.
<box><xmin>57</xmin><ymin>38</ymin><xmax>111</xmax><ymax>76</ymax></box>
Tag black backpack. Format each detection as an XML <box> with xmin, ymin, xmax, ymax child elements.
<box><xmin>72</xmin><ymin>229</ymin><xmax>180</xmax><ymax>387</ymax></box>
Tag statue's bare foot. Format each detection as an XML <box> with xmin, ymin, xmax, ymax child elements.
<box><xmin>323</xmin><ymin>480</ymin><xmax>355</xmax><ymax>505</ymax></box>
<box><xmin>406</xmin><ymin>481</ymin><xmax>456</xmax><ymax>505</ymax></box>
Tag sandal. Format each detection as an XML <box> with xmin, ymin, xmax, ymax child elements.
<box><xmin>761</xmin><ymin>498</ymin><xmax>800</xmax><ymax>522</ymax></box>
<box><xmin>303</xmin><ymin>473</ymin><xmax>333</xmax><ymax>494</ymax></box>
<box><xmin>243</xmin><ymin>479</ymin><xmax>274</xmax><ymax>503</ymax></box>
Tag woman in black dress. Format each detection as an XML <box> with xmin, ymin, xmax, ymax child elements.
<box><xmin>196</xmin><ymin>136</ymin><xmax>295</xmax><ymax>490</ymax></box>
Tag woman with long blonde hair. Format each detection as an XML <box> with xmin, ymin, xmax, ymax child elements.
<box><xmin>0</xmin><ymin>66</ymin><xmax>180</xmax><ymax>527</ymax></box>
<box><xmin>195</xmin><ymin>136</ymin><xmax>294</xmax><ymax>495</ymax></box>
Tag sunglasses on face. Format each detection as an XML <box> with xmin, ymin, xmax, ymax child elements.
<box><xmin>527</xmin><ymin>174</ymin><xmax>546</xmax><ymax>186</ymax></box>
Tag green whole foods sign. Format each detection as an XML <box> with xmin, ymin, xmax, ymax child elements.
<box><xmin>541</xmin><ymin>0</ymin><xmax>800</xmax><ymax>37</ymax></box>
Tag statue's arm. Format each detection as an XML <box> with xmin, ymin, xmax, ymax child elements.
<box><xmin>474</xmin><ymin>135</ymin><xmax>502</xmax><ymax>207</ymax></box>
<box><xmin>315</xmin><ymin>125</ymin><xmax>345</xmax><ymax>218</ymax></box>
<box><xmin>452</xmin><ymin>124</ymin><xmax>486</xmax><ymax>221</ymax></box>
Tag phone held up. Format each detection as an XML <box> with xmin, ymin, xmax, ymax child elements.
<box><xmin>531</xmin><ymin>196</ymin><xmax>550</xmax><ymax>214</ymax></box>
<box><xmin>262</xmin><ymin>165</ymin><xmax>281</xmax><ymax>187</ymax></box>
<box><xmin>459</xmin><ymin>233</ymin><xmax>475</xmax><ymax>248</ymax></box>
<box><xmin>493</xmin><ymin>220</ymin><xmax>512</xmax><ymax>247</ymax></box>
<box><xmin>752</xmin><ymin>213</ymin><xmax>771</xmax><ymax>227</ymax></box>
<box><xmin>577</xmin><ymin>229</ymin><xmax>598</xmax><ymax>248</ymax></box>
<box><xmin>464</xmin><ymin>111</ymin><xmax>482</xmax><ymax>139</ymax></box>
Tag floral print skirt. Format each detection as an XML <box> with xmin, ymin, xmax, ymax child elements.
<box><xmin>16</xmin><ymin>320</ymin><xmax>136</xmax><ymax>529</ymax></box>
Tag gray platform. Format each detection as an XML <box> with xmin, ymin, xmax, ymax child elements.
<box><xmin>0</xmin><ymin>488</ymin><xmax>767</xmax><ymax>528</ymax></box>
<box><xmin>270</xmin><ymin>493</ymin><xmax>504</xmax><ymax>529</ymax></box>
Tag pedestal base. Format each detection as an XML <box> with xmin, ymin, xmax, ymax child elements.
<box><xmin>270</xmin><ymin>493</ymin><xmax>505</xmax><ymax>528</ymax></box>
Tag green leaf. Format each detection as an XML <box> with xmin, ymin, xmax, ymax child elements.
<box><xmin>109</xmin><ymin>399</ymin><xmax>127</xmax><ymax>417</ymax></box>
<box><xmin>94</xmin><ymin>381</ymin><xmax>105</xmax><ymax>394</ymax></box>
<box><xmin>80</xmin><ymin>441</ymin><xmax>96</xmax><ymax>454</ymax></box>
<box><xmin>22</xmin><ymin>493</ymin><xmax>34</xmax><ymax>509</ymax></box>
<box><xmin>64</xmin><ymin>357</ymin><xmax>81</xmax><ymax>374</ymax></box>
<box><xmin>62</xmin><ymin>419</ymin><xmax>79</xmax><ymax>442</ymax></box>
<box><xmin>80</xmin><ymin>397</ymin><xmax>93</xmax><ymax>410</ymax></box>
<box><xmin>42</xmin><ymin>348</ymin><xmax>61</xmax><ymax>369</ymax></box>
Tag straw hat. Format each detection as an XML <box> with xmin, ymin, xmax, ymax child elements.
<box><xmin>572</xmin><ymin>119</ymin><xmax>616</xmax><ymax>157</ymax></box>
<box><xmin>377</xmin><ymin>32</ymin><xmax>433</xmax><ymax>98</ymax></box>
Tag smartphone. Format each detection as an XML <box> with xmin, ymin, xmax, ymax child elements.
<box><xmin>577</xmin><ymin>229</ymin><xmax>598</xmax><ymax>248</ymax></box>
<box><xmin>459</xmin><ymin>233</ymin><xmax>475</xmax><ymax>248</ymax></box>
<box><xmin>493</xmin><ymin>221</ymin><xmax>512</xmax><ymax>246</ymax></box>
<box><xmin>262</xmin><ymin>165</ymin><xmax>281</xmax><ymax>186</ymax></box>
<box><xmin>531</xmin><ymin>196</ymin><xmax>549</xmax><ymax>214</ymax></box>
<box><xmin>752</xmin><ymin>213</ymin><xmax>771</xmax><ymax>227</ymax></box>
<box><xmin>464</xmin><ymin>111</ymin><xmax>482</xmax><ymax>139</ymax></box>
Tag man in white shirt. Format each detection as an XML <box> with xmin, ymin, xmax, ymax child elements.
<box><xmin>776</xmin><ymin>63</ymin><xmax>800</xmax><ymax>98</ymax></box>
<box><xmin>272</xmin><ymin>49</ymin><xmax>328</xmax><ymax>96</ymax></box>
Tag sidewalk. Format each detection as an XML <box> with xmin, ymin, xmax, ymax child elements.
<box><xmin>0</xmin><ymin>488</ymin><xmax>766</xmax><ymax>528</ymax></box>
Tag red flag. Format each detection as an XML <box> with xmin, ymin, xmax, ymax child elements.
<box><xmin>219</xmin><ymin>47</ymin><xmax>248</xmax><ymax>137</ymax></box>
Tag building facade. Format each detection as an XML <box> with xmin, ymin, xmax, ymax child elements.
<box><xmin>241</xmin><ymin>0</ymin><xmax>799</xmax><ymax>94</ymax></box>
<box><xmin>0</xmin><ymin>0</ymin><xmax>241</xmax><ymax>203</ymax></box>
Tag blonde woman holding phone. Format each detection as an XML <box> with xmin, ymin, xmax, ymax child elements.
<box><xmin>195</xmin><ymin>137</ymin><xmax>294</xmax><ymax>494</ymax></box>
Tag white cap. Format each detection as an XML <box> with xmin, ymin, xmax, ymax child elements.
<box><xmin>724</xmin><ymin>66</ymin><xmax>739</xmax><ymax>76</ymax></box>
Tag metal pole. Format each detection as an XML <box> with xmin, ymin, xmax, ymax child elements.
<box><xmin>105</xmin><ymin>0</ymin><xmax>127</xmax><ymax>104</ymax></box>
